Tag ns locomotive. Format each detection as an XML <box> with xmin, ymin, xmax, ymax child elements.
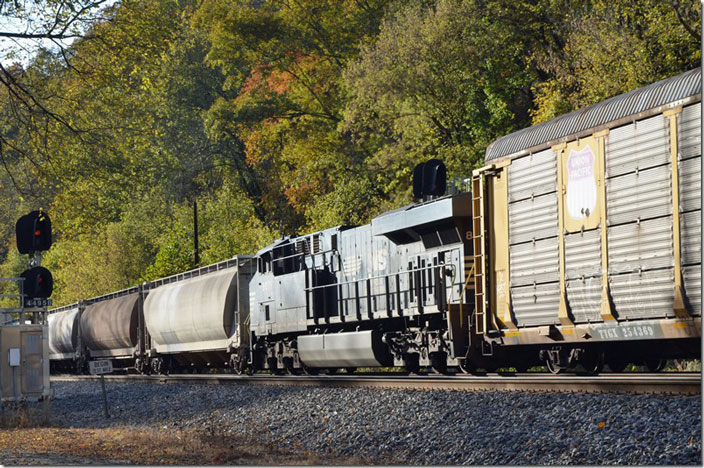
<box><xmin>49</xmin><ymin>68</ymin><xmax>702</xmax><ymax>375</ymax></box>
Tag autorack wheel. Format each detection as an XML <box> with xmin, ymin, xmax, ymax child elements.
<box><xmin>459</xmin><ymin>358</ymin><xmax>482</xmax><ymax>375</ymax></box>
<box><xmin>579</xmin><ymin>351</ymin><xmax>604</xmax><ymax>376</ymax></box>
<box><xmin>644</xmin><ymin>359</ymin><xmax>666</xmax><ymax>372</ymax></box>
<box><xmin>605</xmin><ymin>357</ymin><xmax>627</xmax><ymax>373</ymax></box>
<box><xmin>545</xmin><ymin>355</ymin><xmax>565</xmax><ymax>374</ymax></box>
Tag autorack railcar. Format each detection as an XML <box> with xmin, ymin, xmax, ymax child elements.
<box><xmin>464</xmin><ymin>67</ymin><xmax>702</xmax><ymax>372</ymax></box>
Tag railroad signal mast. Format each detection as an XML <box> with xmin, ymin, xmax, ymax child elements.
<box><xmin>15</xmin><ymin>210</ymin><xmax>54</xmax><ymax>310</ymax></box>
<box><xmin>0</xmin><ymin>210</ymin><xmax>53</xmax><ymax>403</ymax></box>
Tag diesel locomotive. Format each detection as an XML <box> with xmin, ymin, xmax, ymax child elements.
<box><xmin>49</xmin><ymin>68</ymin><xmax>703</xmax><ymax>375</ymax></box>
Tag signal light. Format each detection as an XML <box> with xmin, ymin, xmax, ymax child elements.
<box><xmin>16</xmin><ymin>210</ymin><xmax>52</xmax><ymax>254</ymax></box>
<box><xmin>20</xmin><ymin>266</ymin><xmax>53</xmax><ymax>300</ymax></box>
<box><xmin>412</xmin><ymin>159</ymin><xmax>447</xmax><ymax>199</ymax></box>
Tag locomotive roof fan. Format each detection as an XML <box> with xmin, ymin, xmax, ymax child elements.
<box><xmin>412</xmin><ymin>159</ymin><xmax>447</xmax><ymax>200</ymax></box>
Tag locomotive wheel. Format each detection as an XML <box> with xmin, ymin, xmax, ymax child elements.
<box><xmin>644</xmin><ymin>359</ymin><xmax>666</xmax><ymax>372</ymax></box>
<box><xmin>267</xmin><ymin>357</ymin><xmax>282</xmax><ymax>375</ymax></box>
<box><xmin>430</xmin><ymin>352</ymin><xmax>448</xmax><ymax>375</ymax></box>
<box><xmin>403</xmin><ymin>354</ymin><xmax>421</xmax><ymax>375</ymax></box>
<box><xmin>301</xmin><ymin>365</ymin><xmax>319</xmax><ymax>375</ymax></box>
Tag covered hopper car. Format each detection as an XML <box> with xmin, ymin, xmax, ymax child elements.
<box><xmin>49</xmin><ymin>68</ymin><xmax>702</xmax><ymax>375</ymax></box>
<box><xmin>143</xmin><ymin>256</ymin><xmax>254</xmax><ymax>374</ymax></box>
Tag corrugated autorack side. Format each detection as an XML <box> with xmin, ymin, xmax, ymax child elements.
<box><xmin>48</xmin><ymin>69</ymin><xmax>701</xmax><ymax>375</ymax></box>
<box><xmin>472</xmin><ymin>68</ymin><xmax>701</xmax><ymax>373</ymax></box>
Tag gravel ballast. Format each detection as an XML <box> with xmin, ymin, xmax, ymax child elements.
<box><xmin>50</xmin><ymin>380</ymin><xmax>701</xmax><ymax>465</ymax></box>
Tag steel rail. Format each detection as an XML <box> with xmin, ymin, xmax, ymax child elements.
<box><xmin>51</xmin><ymin>373</ymin><xmax>701</xmax><ymax>395</ymax></box>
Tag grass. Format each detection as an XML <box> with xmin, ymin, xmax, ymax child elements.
<box><xmin>0</xmin><ymin>403</ymin><xmax>367</xmax><ymax>465</ymax></box>
<box><xmin>0</xmin><ymin>425</ymin><xmax>368</xmax><ymax>465</ymax></box>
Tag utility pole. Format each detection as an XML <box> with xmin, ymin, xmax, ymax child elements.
<box><xmin>193</xmin><ymin>200</ymin><xmax>199</xmax><ymax>268</ymax></box>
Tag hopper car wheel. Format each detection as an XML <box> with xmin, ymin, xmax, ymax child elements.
<box><xmin>152</xmin><ymin>357</ymin><xmax>170</xmax><ymax>375</ymax></box>
<box><xmin>135</xmin><ymin>358</ymin><xmax>148</xmax><ymax>375</ymax></box>
<box><xmin>229</xmin><ymin>354</ymin><xmax>245</xmax><ymax>375</ymax></box>
<box><xmin>644</xmin><ymin>359</ymin><xmax>666</xmax><ymax>372</ymax></box>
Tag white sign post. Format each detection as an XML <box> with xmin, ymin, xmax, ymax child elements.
<box><xmin>89</xmin><ymin>360</ymin><xmax>113</xmax><ymax>418</ymax></box>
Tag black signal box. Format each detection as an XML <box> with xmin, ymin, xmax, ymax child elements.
<box><xmin>16</xmin><ymin>210</ymin><xmax>52</xmax><ymax>254</ymax></box>
<box><xmin>20</xmin><ymin>266</ymin><xmax>54</xmax><ymax>300</ymax></box>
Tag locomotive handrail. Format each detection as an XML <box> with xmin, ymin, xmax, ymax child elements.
<box><xmin>304</xmin><ymin>262</ymin><xmax>462</xmax><ymax>321</ymax></box>
<box><xmin>304</xmin><ymin>262</ymin><xmax>459</xmax><ymax>291</ymax></box>
<box><xmin>270</xmin><ymin>247</ymin><xmax>336</xmax><ymax>265</ymax></box>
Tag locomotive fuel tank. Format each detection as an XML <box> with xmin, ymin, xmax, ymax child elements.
<box><xmin>297</xmin><ymin>330</ymin><xmax>392</xmax><ymax>368</ymax></box>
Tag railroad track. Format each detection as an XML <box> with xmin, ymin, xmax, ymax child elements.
<box><xmin>52</xmin><ymin>372</ymin><xmax>701</xmax><ymax>395</ymax></box>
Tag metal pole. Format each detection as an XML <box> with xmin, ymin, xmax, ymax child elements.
<box><xmin>12</xmin><ymin>367</ymin><xmax>18</xmax><ymax>402</ymax></box>
<box><xmin>193</xmin><ymin>200</ymin><xmax>199</xmax><ymax>268</ymax></box>
<box><xmin>101</xmin><ymin>375</ymin><xmax>109</xmax><ymax>418</ymax></box>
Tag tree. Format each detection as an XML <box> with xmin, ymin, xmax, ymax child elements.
<box><xmin>194</xmin><ymin>0</ymin><xmax>392</xmax><ymax>232</ymax></box>
<box><xmin>530</xmin><ymin>0</ymin><xmax>701</xmax><ymax>123</ymax></box>
<box><xmin>0</xmin><ymin>1</ymin><xmax>112</xmax><ymax>193</ymax></box>
<box><xmin>342</xmin><ymin>0</ymin><xmax>539</xmax><ymax>205</ymax></box>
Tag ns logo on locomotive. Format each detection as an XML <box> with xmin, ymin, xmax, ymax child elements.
<box><xmin>48</xmin><ymin>68</ymin><xmax>702</xmax><ymax>376</ymax></box>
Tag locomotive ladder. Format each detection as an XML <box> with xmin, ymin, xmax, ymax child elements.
<box><xmin>471</xmin><ymin>173</ymin><xmax>488</xmax><ymax>336</ymax></box>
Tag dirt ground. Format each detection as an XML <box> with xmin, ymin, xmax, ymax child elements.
<box><xmin>0</xmin><ymin>426</ymin><xmax>364</xmax><ymax>466</ymax></box>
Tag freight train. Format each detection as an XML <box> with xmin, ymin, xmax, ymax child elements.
<box><xmin>48</xmin><ymin>68</ymin><xmax>702</xmax><ymax>375</ymax></box>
